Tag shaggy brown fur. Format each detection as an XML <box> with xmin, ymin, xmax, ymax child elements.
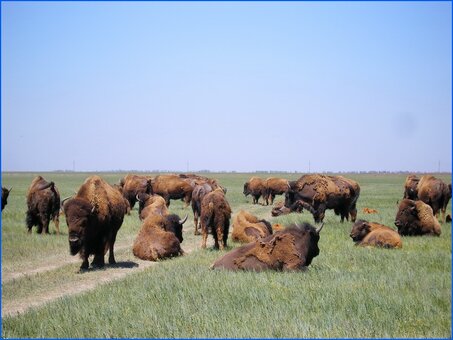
<box><xmin>63</xmin><ymin>175</ymin><xmax>128</xmax><ymax>271</ymax></box>
<box><xmin>417</xmin><ymin>175</ymin><xmax>451</xmax><ymax>222</ymax></box>
<box><xmin>211</xmin><ymin>223</ymin><xmax>323</xmax><ymax>271</ymax></box>
<box><xmin>350</xmin><ymin>220</ymin><xmax>402</xmax><ymax>248</ymax></box>
<box><xmin>119</xmin><ymin>174</ymin><xmax>152</xmax><ymax>210</ymax></box>
<box><xmin>2</xmin><ymin>187</ymin><xmax>12</xmax><ymax>211</ymax></box>
<box><xmin>26</xmin><ymin>176</ymin><xmax>60</xmax><ymax>234</ymax></box>
<box><xmin>264</xmin><ymin>177</ymin><xmax>289</xmax><ymax>205</ymax></box>
<box><xmin>231</xmin><ymin>210</ymin><xmax>272</xmax><ymax>243</ymax></box>
<box><xmin>150</xmin><ymin>174</ymin><xmax>193</xmax><ymax>207</ymax></box>
<box><xmin>395</xmin><ymin>199</ymin><xmax>441</xmax><ymax>236</ymax></box>
<box><xmin>243</xmin><ymin>177</ymin><xmax>266</xmax><ymax>205</ymax></box>
<box><xmin>271</xmin><ymin>200</ymin><xmax>303</xmax><ymax>216</ymax></box>
<box><xmin>132</xmin><ymin>214</ymin><xmax>185</xmax><ymax>261</ymax></box>
<box><xmin>403</xmin><ymin>175</ymin><xmax>420</xmax><ymax>200</ymax></box>
<box><xmin>137</xmin><ymin>193</ymin><xmax>169</xmax><ymax>220</ymax></box>
<box><xmin>200</xmin><ymin>188</ymin><xmax>232</xmax><ymax>250</ymax></box>
<box><xmin>191</xmin><ymin>183</ymin><xmax>213</xmax><ymax>235</ymax></box>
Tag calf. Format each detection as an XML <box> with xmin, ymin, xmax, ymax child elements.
<box><xmin>350</xmin><ymin>220</ymin><xmax>402</xmax><ymax>248</ymax></box>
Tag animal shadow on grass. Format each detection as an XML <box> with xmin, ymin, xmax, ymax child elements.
<box><xmin>78</xmin><ymin>261</ymin><xmax>139</xmax><ymax>273</ymax></box>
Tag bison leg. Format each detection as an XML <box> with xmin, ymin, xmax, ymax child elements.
<box><xmin>216</xmin><ymin>227</ymin><xmax>224</xmax><ymax>250</ymax></box>
<box><xmin>53</xmin><ymin>216</ymin><xmax>60</xmax><ymax>235</ymax></box>
<box><xmin>79</xmin><ymin>257</ymin><xmax>89</xmax><ymax>272</ymax></box>
<box><xmin>108</xmin><ymin>231</ymin><xmax>118</xmax><ymax>265</ymax></box>
<box><xmin>314</xmin><ymin>204</ymin><xmax>326</xmax><ymax>223</ymax></box>
<box><xmin>201</xmin><ymin>223</ymin><xmax>208</xmax><ymax>249</ymax></box>
<box><xmin>92</xmin><ymin>253</ymin><xmax>105</xmax><ymax>268</ymax></box>
<box><xmin>194</xmin><ymin>212</ymin><xmax>200</xmax><ymax>235</ymax></box>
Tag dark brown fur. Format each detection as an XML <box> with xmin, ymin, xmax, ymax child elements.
<box><xmin>26</xmin><ymin>176</ymin><xmax>60</xmax><ymax>234</ymax></box>
<box><xmin>395</xmin><ymin>199</ymin><xmax>441</xmax><ymax>236</ymax></box>
<box><xmin>200</xmin><ymin>189</ymin><xmax>232</xmax><ymax>250</ymax></box>
<box><xmin>191</xmin><ymin>183</ymin><xmax>213</xmax><ymax>235</ymax></box>
<box><xmin>211</xmin><ymin>223</ymin><xmax>322</xmax><ymax>271</ymax></box>
<box><xmin>119</xmin><ymin>174</ymin><xmax>152</xmax><ymax>209</ymax></box>
<box><xmin>417</xmin><ymin>175</ymin><xmax>451</xmax><ymax>223</ymax></box>
<box><xmin>2</xmin><ymin>187</ymin><xmax>12</xmax><ymax>211</ymax></box>
<box><xmin>63</xmin><ymin>175</ymin><xmax>128</xmax><ymax>271</ymax></box>
<box><xmin>403</xmin><ymin>175</ymin><xmax>420</xmax><ymax>200</ymax></box>
<box><xmin>150</xmin><ymin>174</ymin><xmax>193</xmax><ymax>207</ymax></box>
<box><xmin>350</xmin><ymin>220</ymin><xmax>402</xmax><ymax>248</ymax></box>
<box><xmin>243</xmin><ymin>177</ymin><xmax>266</xmax><ymax>205</ymax></box>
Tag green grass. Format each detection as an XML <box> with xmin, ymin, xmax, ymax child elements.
<box><xmin>1</xmin><ymin>172</ymin><xmax>451</xmax><ymax>338</ymax></box>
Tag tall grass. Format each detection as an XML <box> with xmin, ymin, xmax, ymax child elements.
<box><xmin>1</xmin><ymin>172</ymin><xmax>451</xmax><ymax>338</ymax></box>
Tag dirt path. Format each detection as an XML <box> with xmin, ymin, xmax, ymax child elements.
<box><xmin>3</xmin><ymin>234</ymin><xmax>203</xmax><ymax>318</ymax></box>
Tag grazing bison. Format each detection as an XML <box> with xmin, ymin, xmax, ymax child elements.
<box><xmin>149</xmin><ymin>174</ymin><xmax>193</xmax><ymax>207</ymax></box>
<box><xmin>2</xmin><ymin>187</ymin><xmax>12</xmax><ymax>211</ymax></box>
<box><xmin>350</xmin><ymin>220</ymin><xmax>402</xmax><ymax>248</ymax></box>
<box><xmin>211</xmin><ymin>222</ymin><xmax>323</xmax><ymax>271</ymax></box>
<box><xmin>281</xmin><ymin>174</ymin><xmax>360</xmax><ymax>223</ymax></box>
<box><xmin>136</xmin><ymin>193</ymin><xmax>169</xmax><ymax>220</ymax></box>
<box><xmin>26</xmin><ymin>176</ymin><xmax>60</xmax><ymax>234</ymax></box>
<box><xmin>243</xmin><ymin>177</ymin><xmax>266</xmax><ymax>205</ymax></box>
<box><xmin>63</xmin><ymin>175</ymin><xmax>128</xmax><ymax>271</ymax></box>
<box><xmin>132</xmin><ymin>213</ymin><xmax>187</xmax><ymax>261</ymax></box>
<box><xmin>416</xmin><ymin>175</ymin><xmax>451</xmax><ymax>223</ymax></box>
<box><xmin>200</xmin><ymin>188</ymin><xmax>232</xmax><ymax>250</ymax></box>
<box><xmin>119</xmin><ymin>174</ymin><xmax>152</xmax><ymax>210</ymax></box>
<box><xmin>395</xmin><ymin>199</ymin><xmax>441</xmax><ymax>236</ymax></box>
<box><xmin>403</xmin><ymin>175</ymin><xmax>420</xmax><ymax>200</ymax></box>
<box><xmin>231</xmin><ymin>210</ymin><xmax>272</xmax><ymax>244</ymax></box>
<box><xmin>264</xmin><ymin>177</ymin><xmax>289</xmax><ymax>205</ymax></box>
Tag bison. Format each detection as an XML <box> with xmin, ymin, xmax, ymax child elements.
<box><xmin>211</xmin><ymin>222</ymin><xmax>323</xmax><ymax>271</ymax></box>
<box><xmin>119</xmin><ymin>174</ymin><xmax>152</xmax><ymax>210</ymax></box>
<box><xmin>350</xmin><ymin>220</ymin><xmax>402</xmax><ymax>248</ymax></box>
<box><xmin>191</xmin><ymin>183</ymin><xmax>214</xmax><ymax>235</ymax></box>
<box><xmin>63</xmin><ymin>175</ymin><xmax>128</xmax><ymax>271</ymax></box>
<box><xmin>403</xmin><ymin>175</ymin><xmax>420</xmax><ymax>200</ymax></box>
<box><xmin>281</xmin><ymin>174</ymin><xmax>360</xmax><ymax>223</ymax></box>
<box><xmin>132</xmin><ymin>213</ymin><xmax>187</xmax><ymax>261</ymax></box>
<box><xmin>149</xmin><ymin>174</ymin><xmax>193</xmax><ymax>207</ymax></box>
<box><xmin>394</xmin><ymin>199</ymin><xmax>441</xmax><ymax>236</ymax></box>
<box><xmin>231</xmin><ymin>210</ymin><xmax>273</xmax><ymax>244</ymax></box>
<box><xmin>264</xmin><ymin>177</ymin><xmax>289</xmax><ymax>205</ymax></box>
<box><xmin>136</xmin><ymin>193</ymin><xmax>169</xmax><ymax>220</ymax></box>
<box><xmin>2</xmin><ymin>187</ymin><xmax>12</xmax><ymax>211</ymax></box>
<box><xmin>416</xmin><ymin>175</ymin><xmax>451</xmax><ymax>223</ymax></box>
<box><xmin>243</xmin><ymin>177</ymin><xmax>266</xmax><ymax>205</ymax></box>
<box><xmin>200</xmin><ymin>188</ymin><xmax>232</xmax><ymax>250</ymax></box>
<box><xmin>26</xmin><ymin>176</ymin><xmax>60</xmax><ymax>234</ymax></box>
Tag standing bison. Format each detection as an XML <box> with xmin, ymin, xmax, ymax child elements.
<box><xmin>243</xmin><ymin>177</ymin><xmax>266</xmax><ymax>205</ymax></box>
<box><xmin>26</xmin><ymin>176</ymin><xmax>60</xmax><ymax>234</ymax></box>
<box><xmin>403</xmin><ymin>175</ymin><xmax>420</xmax><ymax>200</ymax></box>
<box><xmin>119</xmin><ymin>174</ymin><xmax>152</xmax><ymax>210</ymax></box>
<box><xmin>350</xmin><ymin>220</ymin><xmax>402</xmax><ymax>248</ymax></box>
<box><xmin>281</xmin><ymin>174</ymin><xmax>360</xmax><ymax>223</ymax></box>
<box><xmin>63</xmin><ymin>175</ymin><xmax>128</xmax><ymax>271</ymax></box>
<box><xmin>395</xmin><ymin>199</ymin><xmax>441</xmax><ymax>236</ymax></box>
<box><xmin>264</xmin><ymin>177</ymin><xmax>289</xmax><ymax>205</ymax></box>
<box><xmin>149</xmin><ymin>174</ymin><xmax>193</xmax><ymax>207</ymax></box>
<box><xmin>2</xmin><ymin>187</ymin><xmax>12</xmax><ymax>211</ymax></box>
<box><xmin>200</xmin><ymin>188</ymin><xmax>232</xmax><ymax>250</ymax></box>
<box><xmin>417</xmin><ymin>175</ymin><xmax>451</xmax><ymax>223</ymax></box>
<box><xmin>211</xmin><ymin>222</ymin><xmax>323</xmax><ymax>271</ymax></box>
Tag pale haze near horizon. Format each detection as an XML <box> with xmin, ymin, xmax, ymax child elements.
<box><xmin>2</xmin><ymin>2</ymin><xmax>452</xmax><ymax>173</ymax></box>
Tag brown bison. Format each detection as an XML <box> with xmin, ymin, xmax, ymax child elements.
<box><xmin>243</xmin><ymin>177</ymin><xmax>266</xmax><ymax>205</ymax></box>
<box><xmin>26</xmin><ymin>176</ymin><xmax>60</xmax><ymax>234</ymax></box>
<box><xmin>264</xmin><ymin>177</ymin><xmax>289</xmax><ymax>205</ymax></box>
<box><xmin>231</xmin><ymin>210</ymin><xmax>272</xmax><ymax>243</ymax></box>
<box><xmin>2</xmin><ymin>187</ymin><xmax>12</xmax><ymax>211</ymax></box>
<box><xmin>416</xmin><ymin>175</ymin><xmax>451</xmax><ymax>223</ymax></box>
<box><xmin>136</xmin><ymin>193</ymin><xmax>169</xmax><ymax>220</ymax></box>
<box><xmin>149</xmin><ymin>174</ymin><xmax>193</xmax><ymax>207</ymax></box>
<box><xmin>211</xmin><ymin>222</ymin><xmax>323</xmax><ymax>271</ymax></box>
<box><xmin>119</xmin><ymin>174</ymin><xmax>152</xmax><ymax>210</ymax></box>
<box><xmin>395</xmin><ymin>199</ymin><xmax>441</xmax><ymax>236</ymax></box>
<box><xmin>280</xmin><ymin>174</ymin><xmax>360</xmax><ymax>223</ymax></box>
<box><xmin>403</xmin><ymin>175</ymin><xmax>420</xmax><ymax>200</ymax></box>
<box><xmin>350</xmin><ymin>220</ymin><xmax>402</xmax><ymax>248</ymax></box>
<box><xmin>200</xmin><ymin>188</ymin><xmax>232</xmax><ymax>250</ymax></box>
<box><xmin>132</xmin><ymin>213</ymin><xmax>187</xmax><ymax>261</ymax></box>
<box><xmin>191</xmin><ymin>183</ymin><xmax>214</xmax><ymax>235</ymax></box>
<box><xmin>179</xmin><ymin>173</ymin><xmax>226</xmax><ymax>192</ymax></box>
<box><xmin>63</xmin><ymin>175</ymin><xmax>128</xmax><ymax>271</ymax></box>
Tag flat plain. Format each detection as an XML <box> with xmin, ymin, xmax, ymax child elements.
<box><xmin>1</xmin><ymin>172</ymin><xmax>451</xmax><ymax>338</ymax></box>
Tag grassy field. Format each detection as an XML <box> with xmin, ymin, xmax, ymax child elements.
<box><xmin>1</xmin><ymin>172</ymin><xmax>451</xmax><ymax>338</ymax></box>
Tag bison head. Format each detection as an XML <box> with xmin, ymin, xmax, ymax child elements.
<box><xmin>394</xmin><ymin>199</ymin><xmax>418</xmax><ymax>233</ymax></box>
<box><xmin>163</xmin><ymin>214</ymin><xmax>188</xmax><ymax>243</ymax></box>
<box><xmin>1</xmin><ymin>187</ymin><xmax>12</xmax><ymax>211</ymax></box>
<box><xmin>63</xmin><ymin>198</ymin><xmax>94</xmax><ymax>256</ymax></box>
<box><xmin>350</xmin><ymin>220</ymin><xmax>371</xmax><ymax>242</ymax></box>
<box><xmin>243</xmin><ymin>183</ymin><xmax>250</xmax><ymax>196</ymax></box>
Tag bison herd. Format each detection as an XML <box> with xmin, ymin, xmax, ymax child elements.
<box><xmin>0</xmin><ymin>173</ymin><xmax>451</xmax><ymax>272</ymax></box>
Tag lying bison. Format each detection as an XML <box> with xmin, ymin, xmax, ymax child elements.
<box><xmin>63</xmin><ymin>175</ymin><xmax>128</xmax><ymax>271</ymax></box>
<box><xmin>200</xmin><ymin>188</ymin><xmax>232</xmax><ymax>250</ymax></box>
<box><xmin>231</xmin><ymin>210</ymin><xmax>272</xmax><ymax>244</ymax></box>
<box><xmin>395</xmin><ymin>199</ymin><xmax>441</xmax><ymax>236</ymax></box>
<box><xmin>350</xmin><ymin>220</ymin><xmax>402</xmax><ymax>248</ymax></box>
<box><xmin>2</xmin><ymin>187</ymin><xmax>12</xmax><ymax>211</ymax></box>
<box><xmin>133</xmin><ymin>213</ymin><xmax>187</xmax><ymax>261</ymax></box>
<box><xmin>280</xmin><ymin>174</ymin><xmax>360</xmax><ymax>223</ymax></box>
<box><xmin>26</xmin><ymin>176</ymin><xmax>60</xmax><ymax>234</ymax></box>
<box><xmin>211</xmin><ymin>222</ymin><xmax>323</xmax><ymax>271</ymax></box>
<box><xmin>243</xmin><ymin>177</ymin><xmax>266</xmax><ymax>205</ymax></box>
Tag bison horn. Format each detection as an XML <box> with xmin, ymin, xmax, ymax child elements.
<box><xmin>136</xmin><ymin>194</ymin><xmax>142</xmax><ymax>202</ymax></box>
<box><xmin>60</xmin><ymin>196</ymin><xmax>73</xmax><ymax>206</ymax></box>
<box><xmin>315</xmin><ymin>223</ymin><xmax>325</xmax><ymax>234</ymax></box>
<box><xmin>69</xmin><ymin>235</ymin><xmax>79</xmax><ymax>242</ymax></box>
<box><xmin>8</xmin><ymin>187</ymin><xmax>12</xmax><ymax>193</ymax></box>
<box><xmin>179</xmin><ymin>214</ymin><xmax>188</xmax><ymax>225</ymax></box>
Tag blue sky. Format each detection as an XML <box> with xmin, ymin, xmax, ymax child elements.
<box><xmin>1</xmin><ymin>2</ymin><xmax>451</xmax><ymax>172</ymax></box>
